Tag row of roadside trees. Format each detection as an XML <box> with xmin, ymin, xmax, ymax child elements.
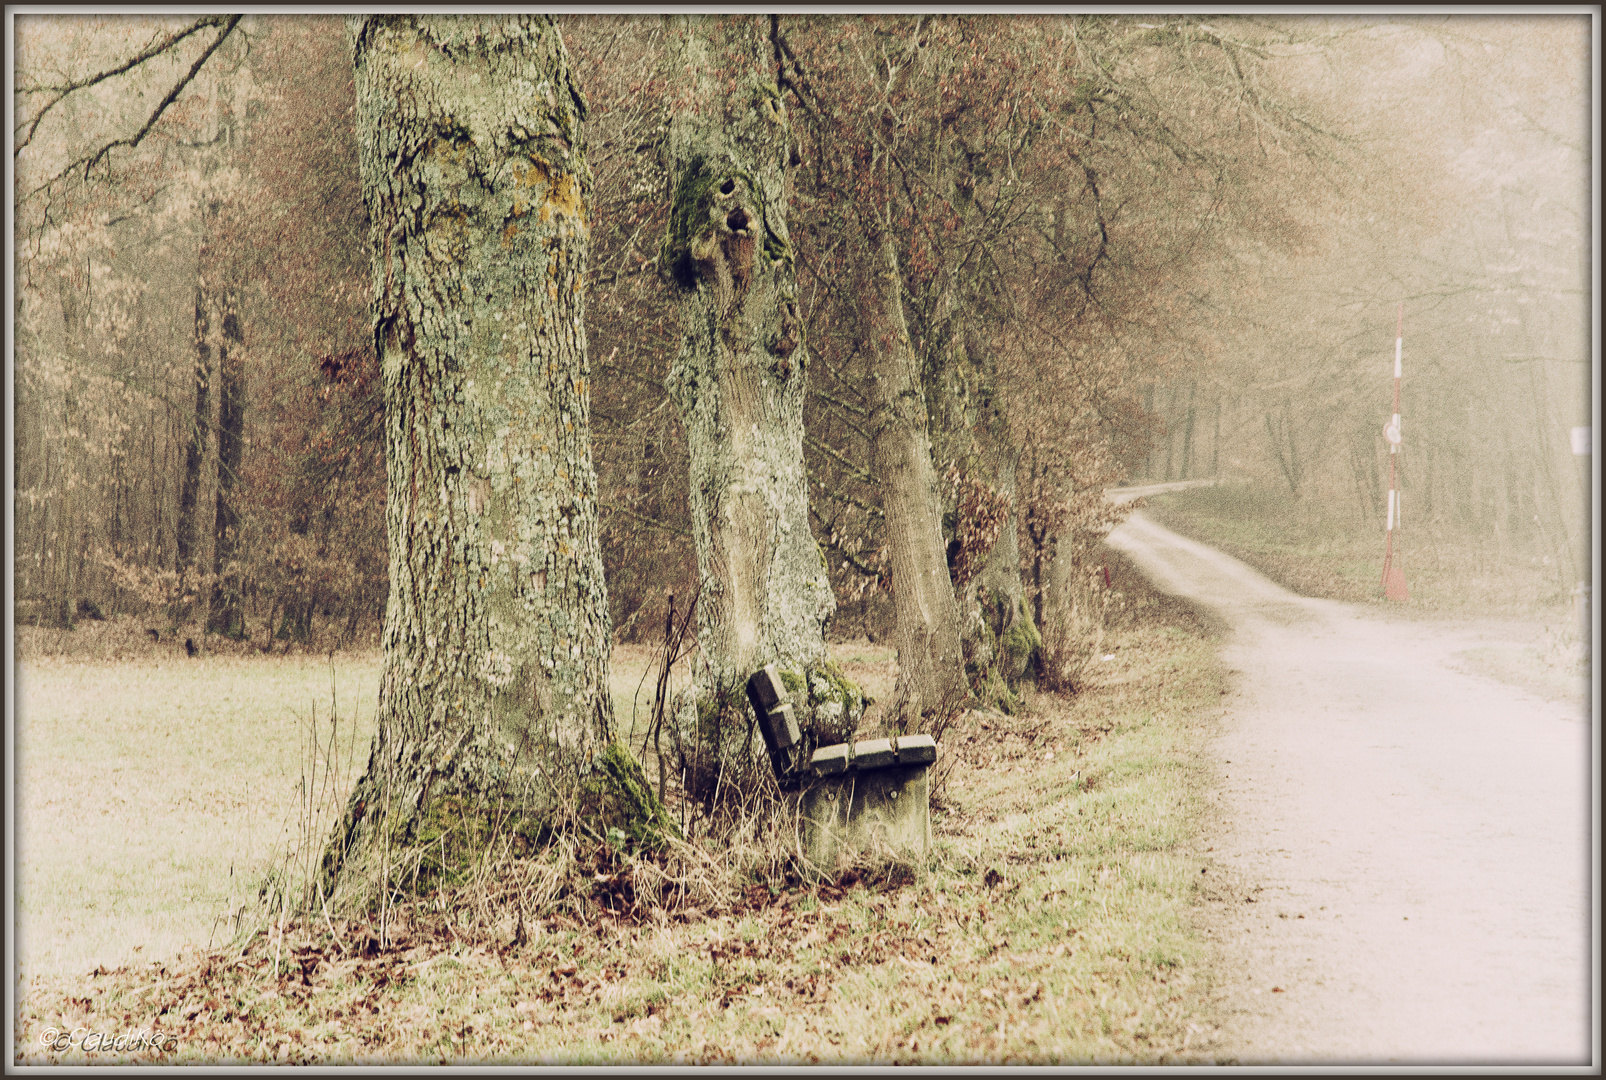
<box><xmin>22</xmin><ymin>14</ymin><xmax>1577</xmax><ymax>902</ymax></box>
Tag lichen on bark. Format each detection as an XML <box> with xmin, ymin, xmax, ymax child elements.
<box><xmin>323</xmin><ymin>15</ymin><xmax>626</xmax><ymax>908</ymax></box>
<box><xmin>662</xmin><ymin>17</ymin><xmax>857</xmax><ymax>795</ymax></box>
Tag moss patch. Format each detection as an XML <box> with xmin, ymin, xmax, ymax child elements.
<box><xmin>406</xmin><ymin>791</ymin><xmax>510</xmax><ymax>892</ymax></box>
<box><xmin>662</xmin><ymin>154</ymin><xmax>721</xmax><ymax>288</ymax></box>
<box><xmin>663</xmin><ymin>156</ymin><xmax>760</xmax><ymax>290</ymax></box>
<box><xmin>762</xmin><ymin>229</ymin><xmax>792</xmax><ymax>268</ymax></box>
<box><xmin>595</xmin><ymin>741</ymin><xmax>683</xmax><ymax>851</ymax></box>
<box><xmin>805</xmin><ymin>658</ymin><xmax>865</xmax><ymax>744</ymax></box>
<box><xmin>811</xmin><ymin>658</ymin><xmax>862</xmax><ymax>710</ymax></box>
<box><xmin>1001</xmin><ymin>601</ymin><xmax>1042</xmax><ymax>667</ymax></box>
<box><xmin>778</xmin><ymin>668</ymin><xmax>807</xmax><ymax>699</ymax></box>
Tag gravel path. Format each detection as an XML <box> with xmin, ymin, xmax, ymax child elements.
<box><xmin>1105</xmin><ymin>507</ymin><xmax>1594</xmax><ymax>1066</ymax></box>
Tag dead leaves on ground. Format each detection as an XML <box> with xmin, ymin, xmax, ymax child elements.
<box><xmin>19</xmin><ymin>579</ymin><xmax>1217</xmax><ymax>1064</ymax></box>
<box><xmin>18</xmin><ymin>856</ymin><xmax>950</xmax><ymax>1064</ymax></box>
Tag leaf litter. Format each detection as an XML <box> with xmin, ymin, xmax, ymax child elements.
<box><xmin>17</xmin><ymin>551</ymin><xmax>1222</xmax><ymax>1064</ymax></box>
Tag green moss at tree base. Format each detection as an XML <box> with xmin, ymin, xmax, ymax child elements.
<box><xmin>595</xmin><ymin>741</ymin><xmax>683</xmax><ymax>851</ymax></box>
<box><xmin>410</xmin><ymin>793</ymin><xmax>499</xmax><ymax>890</ymax></box>
<box><xmin>964</xmin><ymin>592</ymin><xmax>1039</xmax><ymax>716</ymax></box>
<box><xmin>1001</xmin><ymin>601</ymin><xmax>1043</xmax><ymax>668</ymax></box>
<box><xmin>322</xmin><ymin>744</ymin><xmax>680</xmax><ymax>909</ymax></box>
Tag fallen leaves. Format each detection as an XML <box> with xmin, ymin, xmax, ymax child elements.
<box><xmin>16</xmin><ymin>581</ymin><xmax>1226</xmax><ymax>1066</ymax></box>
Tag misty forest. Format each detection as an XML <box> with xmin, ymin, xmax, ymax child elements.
<box><xmin>12</xmin><ymin>13</ymin><xmax>1592</xmax><ymax>1066</ymax></box>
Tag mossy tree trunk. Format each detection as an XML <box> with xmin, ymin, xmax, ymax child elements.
<box><xmin>926</xmin><ymin>259</ymin><xmax>1037</xmax><ymax>714</ymax></box>
<box><xmin>662</xmin><ymin>16</ymin><xmax>859</xmax><ymax>793</ymax></box>
<box><xmin>323</xmin><ymin>15</ymin><xmax>630</xmax><ymax>905</ymax></box>
<box><xmin>971</xmin><ymin>442</ymin><xmax>1039</xmax><ymax>709</ymax></box>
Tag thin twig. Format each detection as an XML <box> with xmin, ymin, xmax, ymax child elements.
<box><xmin>16</xmin><ymin>16</ymin><xmax>229</xmax><ymax>155</ymax></box>
<box><xmin>600</xmin><ymin>501</ymin><xmax>692</xmax><ymax>539</ymax></box>
<box><xmin>23</xmin><ymin>15</ymin><xmax>243</xmax><ymax>203</ymax></box>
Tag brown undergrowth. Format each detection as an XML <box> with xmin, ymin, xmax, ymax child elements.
<box><xmin>16</xmin><ymin>547</ymin><xmax>1225</xmax><ymax>1065</ymax></box>
<box><xmin>15</xmin><ymin>609</ymin><xmax>378</xmax><ymax>662</ymax></box>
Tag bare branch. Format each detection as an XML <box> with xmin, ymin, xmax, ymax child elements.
<box><xmin>808</xmin><ymin>474</ymin><xmax>886</xmax><ymax>520</ymax></box>
<box><xmin>600</xmin><ymin>501</ymin><xmax>692</xmax><ymax>539</ymax></box>
<box><xmin>807</xmin><ymin>384</ymin><xmax>867</xmax><ymax>418</ymax></box>
<box><xmin>804</xmin><ymin>434</ymin><xmax>875</xmax><ymax>486</ymax></box>
<box><xmin>21</xmin><ymin>14</ymin><xmax>243</xmax><ymax>205</ymax></box>
<box><xmin>16</xmin><ymin>16</ymin><xmax>233</xmax><ymax>156</ymax></box>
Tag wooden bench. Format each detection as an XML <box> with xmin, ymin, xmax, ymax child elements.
<box><xmin>746</xmin><ymin>666</ymin><xmax>936</xmax><ymax>868</ymax></box>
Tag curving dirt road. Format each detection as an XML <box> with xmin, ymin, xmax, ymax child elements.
<box><xmin>1104</xmin><ymin>504</ymin><xmax>1594</xmax><ymax>1065</ymax></box>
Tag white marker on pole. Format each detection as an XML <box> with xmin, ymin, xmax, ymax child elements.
<box><xmin>1382</xmin><ymin>304</ymin><xmax>1408</xmax><ymax>599</ymax></box>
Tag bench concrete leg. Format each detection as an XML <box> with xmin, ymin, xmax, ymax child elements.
<box><xmin>800</xmin><ymin>763</ymin><xmax>931</xmax><ymax>869</ymax></box>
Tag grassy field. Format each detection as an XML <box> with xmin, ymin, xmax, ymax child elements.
<box><xmin>15</xmin><ymin>566</ymin><xmax>1228</xmax><ymax>1064</ymax></box>
<box><xmin>15</xmin><ymin>653</ymin><xmax>381</xmax><ymax>983</ymax></box>
<box><xmin>10</xmin><ymin>637</ymin><xmax>716</xmax><ymax>984</ymax></box>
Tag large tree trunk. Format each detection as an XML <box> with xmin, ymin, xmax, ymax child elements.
<box><xmin>662</xmin><ymin>15</ymin><xmax>858</xmax><ymax>791</ymax></box>
<box><xmin>323</xmin><ymin>15</ymin><xmax>629</xmax><ymax>907</ymax></box>
<box><xmin>864</xmin><ymin>231</ymin><xmax>969</xmax><ymax>732</ymax></box>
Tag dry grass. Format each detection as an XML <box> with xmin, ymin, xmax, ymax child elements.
<box><xmin>15</xmin><ymin>563</ymin><xmax>1229</xmax><ymax>1064</ymax></box>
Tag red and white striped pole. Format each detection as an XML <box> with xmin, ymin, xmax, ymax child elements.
<box><xmin>1381</xmin><ymin>304</ymin><xmax>1409</xmax><ymax>600</ymax></box>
